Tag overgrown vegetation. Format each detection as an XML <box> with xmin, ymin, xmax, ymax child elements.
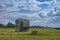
<box><xmin>0</xmin><ymin>28</ymin><xmax>60</xmax><ymax>40</ymax></box>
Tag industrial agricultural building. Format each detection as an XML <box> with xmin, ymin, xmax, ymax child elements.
<box><xmin>15</xmin><ymin>18</ymin><xmax>29</xmax><ymax>32</ymax></box>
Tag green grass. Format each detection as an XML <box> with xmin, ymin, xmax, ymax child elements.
<box><xmin>0</xmin><ymin>28</ymin><xmax>60</xmax><ymax>40</ymax></box>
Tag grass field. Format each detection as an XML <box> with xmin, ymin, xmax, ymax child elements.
<box><xmin>0</xmin><ymin>28</ymin><xmax>60</xmax><ymax>40</ymax></box>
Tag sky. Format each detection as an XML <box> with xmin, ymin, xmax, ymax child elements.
<box><xmin>0</xmin><ymin>0</ymin><xmax>60</xmax><ymax>28</ymax></box>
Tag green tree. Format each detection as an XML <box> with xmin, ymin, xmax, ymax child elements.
<box><xmin>6</xmin><ymin>22</ymin><xmax>15</xmax><ymax>28</ymax></box>
<box><xmin>0</xmin><ymin>24</ymin><xmax>4</xmax><ymax>28</ymax></box>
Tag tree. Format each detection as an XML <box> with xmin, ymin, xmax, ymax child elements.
<box><xmin>0</xmin><ymin>24</ymin><xmax>4</xmax><ymax>28</ymax></box>
<box><xmin>6</xmin><ymin>22</ymin><xmax>15</xmax><ymax>28</ymax></box>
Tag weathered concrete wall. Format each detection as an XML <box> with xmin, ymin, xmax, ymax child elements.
<box><xmin>15</xmin><ymin>18</ymin><xmax>29</xmax><ymax>32</ymax></box>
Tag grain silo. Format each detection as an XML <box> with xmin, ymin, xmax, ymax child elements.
<box><xmin>15</xmin><ymin>18</ymin><xmax>29</xmax><ymax>32</ymax></box>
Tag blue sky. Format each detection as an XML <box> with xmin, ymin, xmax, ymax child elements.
<box><xmin>0</xmin><ymin>0</ymin><xmax>60</xmax><ymax>28</ymax></box>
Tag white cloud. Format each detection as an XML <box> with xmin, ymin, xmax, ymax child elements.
<box><xmin>0</xmin><ymin>0</ymin><xmax>42</xmax><ymax>12</ymax></box>
<box><xmin>0</xmin><ymin>0</ymin><xmax>60</xmax><ymax>27</ymax></box>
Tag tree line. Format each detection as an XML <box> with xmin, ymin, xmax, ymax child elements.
<box><xmin>0</xmin><ymin>22</ymin><xmax>15</xmax><ymax>28</ymax></box>
<box><xmin>0</xmin><ymin>22</ymin><xmax>51</xmax><ymax>28</ymax></box>
<box><xmin>30</xmin><ymin>26</ymin><xmax>51</xmax><ymax>28</ymax></box>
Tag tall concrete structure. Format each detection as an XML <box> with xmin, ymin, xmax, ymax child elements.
<box><xmin>15</xmin><ymin>18</ymin><xmax>29</xmax><ymax>32</ymax></box>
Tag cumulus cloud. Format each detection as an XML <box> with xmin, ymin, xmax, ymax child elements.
<box><xmin>0</xmin><ymin>0</ymin><xmax>60</xmax><ymax>27</ymax></box>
